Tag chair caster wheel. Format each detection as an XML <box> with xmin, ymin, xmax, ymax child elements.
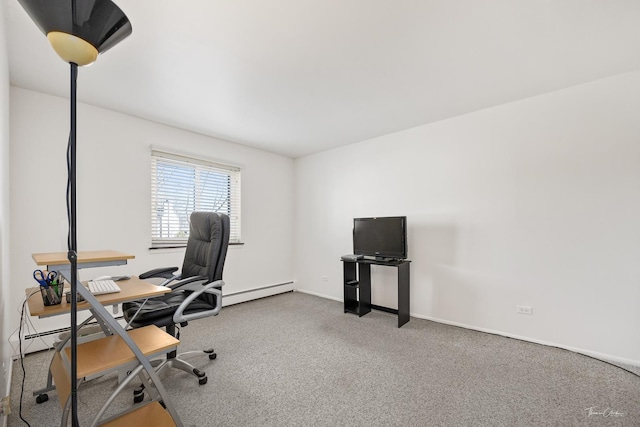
<box><xmin>209</xmin><ymin>353</ymin><xmax>217</xmax><ymax>360</ymax></box>
<box><xmin>133</xmin><ymin>384</ymin><xmax>145</xmax><ymax>403</ymax></box>
<box><xmin>36</xmin><ymin>394</ymin><xmax>49</xmax><ymax>404</ymax></box>
<box><xmin>194</xmin><ymin>369</ymin><xmax>208</xmax><ymax>385</ymax></box>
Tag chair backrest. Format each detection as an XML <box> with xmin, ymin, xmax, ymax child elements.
<box><xmin>181</xmin><ymin>212</ymin><xmax>230</xmax><ymax>305</ymax></box>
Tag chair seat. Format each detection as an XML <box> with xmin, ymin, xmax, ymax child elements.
<box><xmin>123</xmin><ymin>292</ymin><xmax>216</xmax><ymax>328</ymax></box>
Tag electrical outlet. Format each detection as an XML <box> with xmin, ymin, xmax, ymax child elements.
<box><xmin>1</xmin><ymin>396</ymin><xmax>10</xmax><ymax>416</ymax></box>
<box><xmin>516</xmin><ymin>305</ymin><xmax>533</xmax><ymax>315</ymax></box>
<box><xmin>322</xmin><ymin>276</ymin><xmax>328</xmax><ymax>282</ymax></box>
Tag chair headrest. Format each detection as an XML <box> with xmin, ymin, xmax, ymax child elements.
<box><xmin>184</xmin><ymin>211</ymin><xmax>230</xmax><ymax>283</ymax></box>
<box><xmin>190</xmin><ymin>211</ymin><xmax>220</xmax><ymax>243</ymax></box>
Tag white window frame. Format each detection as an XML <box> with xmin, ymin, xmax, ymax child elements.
<box><xmin>150</xmin><ymin>149</ymin><xmax>241</xmax><ymax>248</ymax></box>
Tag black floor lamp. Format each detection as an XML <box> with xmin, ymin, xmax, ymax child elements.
<box><xmin>16</xmin><ymin>1</ymin><xmax>131</xmax><ymax>425</ymax></box>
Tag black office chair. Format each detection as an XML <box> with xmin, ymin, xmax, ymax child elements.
<box><xmin>123</xmin><ymin>211</ymin><xmax>229</xmax><ymax>392</ymax></box>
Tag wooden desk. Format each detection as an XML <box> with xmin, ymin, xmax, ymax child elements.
<box><xmin>29</xmin><ymin>250</ymin><xmax>183</xmax><ymax>426</ymax></box>
<box><xmin>26</xmin><ymin>276</ymin><xmax>171</xmax><ymax>318</ymax></box>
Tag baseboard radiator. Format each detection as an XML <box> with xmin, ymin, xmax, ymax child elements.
<box><xmin>222</xmin><ymin>281</ymin><xmax>295</xmax><ymax>306</ymax></box>
<box><xmin>16</xmin><ymin>321</ymin><xmax>119</xmax><ymax>357</ymax></box>
<box><xmin>15</xmin><ymin>281</ymin><xmax>295</xmax><ymax>356</ymax></box>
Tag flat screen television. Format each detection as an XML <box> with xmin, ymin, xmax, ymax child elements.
<box><xmin>353</xmin><ymin>216</ymin><xmax>407</xmax><ymax>260</ymax></box>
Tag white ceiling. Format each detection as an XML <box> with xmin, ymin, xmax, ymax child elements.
<box><xmin>5</xmin><ymin>0</ymin><xmax>640</xmax><ymax>158</ymax></box>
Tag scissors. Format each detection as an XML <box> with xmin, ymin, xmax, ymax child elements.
<box><xmin>33</xmin><ymin>270</ymin><xmax>57</xmax><ymax>287</ymax></box>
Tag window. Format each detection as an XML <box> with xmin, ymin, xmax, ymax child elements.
<box><xmin>151</xmin><ymin>150</ymin><xmax>241</xmax><ymax>248</ymax></box>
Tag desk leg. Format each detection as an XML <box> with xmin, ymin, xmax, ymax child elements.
<box><xmin>75</xmin><ymin>286</ymin><xmax>184</xmax><ymax>426</ymax></box>
<box><xmin>397</xmin><ymin>262</ymin><xmax>410</xmax><ymax>327</ymax></box>
<box><xmin>358</xmin><ymin>263</ymin><xmax>372</xmax><ymax>316</ymax></box>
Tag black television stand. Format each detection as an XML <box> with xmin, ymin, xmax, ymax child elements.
<box><xmin>341</xmin><ymin>258</ymin><xmax>411</xmax><ymax>328</ymax></box>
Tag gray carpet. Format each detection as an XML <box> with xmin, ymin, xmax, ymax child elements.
<box><xmin>8</xmin><ymin>291</ymin><xmax>640</xmax><ymax>426</ymax></box>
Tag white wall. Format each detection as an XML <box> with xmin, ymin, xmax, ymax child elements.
<box><xmin>0</xmin><ymin>0</ymin><xmax>11</xmax><ymax>402</ymax></box>
<box><xmin>9</xmin><ymin>87</ymin><xmax>294</xmax><ymax>341</ymax></box>
<box><xmin>294</xmin><ymin>70</ymin><xmax>640</xmax><ymax>365</ymax></box>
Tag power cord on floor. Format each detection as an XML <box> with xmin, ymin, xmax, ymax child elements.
<box><xmin>473</xmin><ymin>326</ymin><xmax>640</xmax><ymax>380</ymax></box>
<box><xmin>556</xmin><ymin>345</ymin><xmax>640</xmax><ymax>379</ymax></box>
<box><xmin>18</xmin><ymin>296</ymin><xmax>34</xmax><ymax>427</ymax></box>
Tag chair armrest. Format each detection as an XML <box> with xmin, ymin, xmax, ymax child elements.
<box><xmin>173</xmin><ymin>280</ymin><xmax>225</xmax><ymax>324</ymax></box>
<box><xmin>167</xmin><ymin>275</ymin><xmax>209</xmax><ymax>290</ymax></box>
<box><xmin>139</xmin><ymin>267</ymin><xmax>179</xmax><ymax>280</ymax></box>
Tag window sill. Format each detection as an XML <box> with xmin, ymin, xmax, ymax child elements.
<box><xmin>149</xmin><ymin>242</ymin><xmax>244</xmax><ymax>251</ymax></box>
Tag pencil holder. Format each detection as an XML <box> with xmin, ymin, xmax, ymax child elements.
<box><xmin>40</xmin><ymin>282</ymin><xmax>64</xmax><ymax>306</ymax></box>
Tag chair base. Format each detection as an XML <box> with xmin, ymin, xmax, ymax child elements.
<box><xmin>133</xmin><ymin>348</ymin><xmax>216</xmax><ymax>403</ymax></box>
<box><xmin>156</xmin><ymin>350</ymin><xmax>212</xmax><ymax>383</ymax></box>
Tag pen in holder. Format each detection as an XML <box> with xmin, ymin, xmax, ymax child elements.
<box><xmin>40</xmin><ymin>281</ymin><xmax>64</xmax><ymax>306</ymax></box>
<box><xmin>34</xmin><ymin>269</ymin><xmax>64</xmax><ymax>306</ymax></box>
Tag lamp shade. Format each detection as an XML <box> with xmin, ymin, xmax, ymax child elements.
<box><xmin>17</xmin><ymin>0</ymin><xmax>132</xmax><ymax>65</ymax></box>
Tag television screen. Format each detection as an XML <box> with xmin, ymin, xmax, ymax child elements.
<box><xmin>353</xmin><ymin>216</ymin><xmax>407</xmax><ymax>260</ymax></box>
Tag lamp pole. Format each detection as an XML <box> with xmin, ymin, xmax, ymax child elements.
<box><xmin>68</xmin><ymin>61</ymin><xmax>79</xmax><ymax>427</ymax></box>
<box><xmin>15</xmin><ymin>1</ymin><xmax>131</xmax><ymax>424</ymax></box>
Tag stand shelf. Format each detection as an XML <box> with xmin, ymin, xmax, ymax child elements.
<box><xmin>63</xmin><ymin>325</ymin><xmax>179</xmax><ymax>379</ymax></box>
<box><xmin>50</xmin><ymin>325</ymin><xmax>179</xmax><ymax>426</ymax></box>
<box><xmin>100</xmin><ymin>401</ymin><xmax>176</xmax><ymax>427</ymax></box>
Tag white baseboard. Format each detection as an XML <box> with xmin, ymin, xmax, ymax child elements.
<box><xmin>9</xmin><ymin>319</ymin><xmax>131</xmax><ymax>359</ymax></box>
<box><xmin>9</xmin><ymin>331</ymin><xmax>58</xmax><ymax>359</ymax></box>
<box><xmin>2</xmin><ymin>354</ymin><xmax>11</xmax><ymax>427</ymax></box>
<box><xmin>295</xmin><ymin>289</ymin><xmax>640</xmax><ymax>368</ymax></box>
<box><xmin>223</xmin><ymin>281</ymin><xmax>294</xmax><ymax>306</ymax></box>
<box><xmin>294</xmin><ymin>288</ymin><xmax>342</xmax><ymax>303</ymax></box>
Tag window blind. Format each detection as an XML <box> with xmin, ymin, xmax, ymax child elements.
<box><xmin>151</xmin><ymin>150</ymin><xmax>241</xmax><ymax>247</ymax></box>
